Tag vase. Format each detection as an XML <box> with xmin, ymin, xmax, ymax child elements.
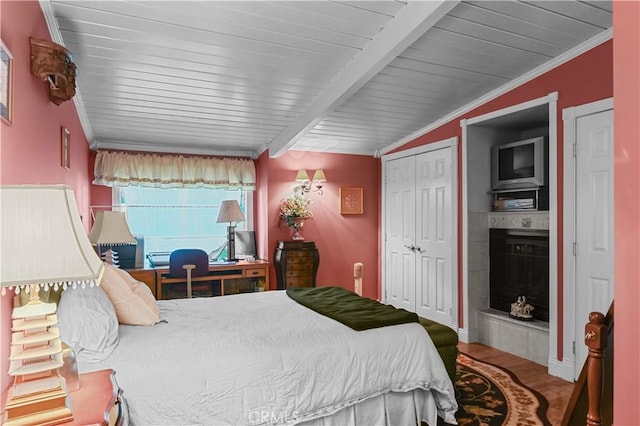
<box><xmin>289</xmin><ymin>218</ymin><xmax>305</xmax><ymax>240</ymax></box>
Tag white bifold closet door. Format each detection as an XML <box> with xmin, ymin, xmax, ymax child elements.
<box><xmin>385</xmin><ymin>146</ymin><xmax>455</xmax><ymax>327</ymax></box>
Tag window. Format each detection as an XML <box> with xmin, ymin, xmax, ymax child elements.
<box><xmin>105</xmin><ymin>187</ymin><xmax>251</xmax><ymax>257</ymax></box>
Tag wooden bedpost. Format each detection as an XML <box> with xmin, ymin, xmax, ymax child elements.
<box><xmin>585</xmin><ymin>311</ymin><xmax>607</xmax><ymax>426</ymax></box>
<box><xmin>561</xmin><ymin>303</ymin><xmax>614</xmax><ymax>426</ymax></box>
<box><xmin>354</xmin><ymin>262</ymin><xmax>363</xmax><ymax>296</ymax></box>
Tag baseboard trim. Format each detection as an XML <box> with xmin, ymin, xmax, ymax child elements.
<box><xmin>458</xmin><ymin>327</ymin><xmax>470</xmax><ymax>343</ymax></box>
<box><xmin>548</xmin><ymin>356</ymin><xmax>575</xmax><ymax>381</ymax></box>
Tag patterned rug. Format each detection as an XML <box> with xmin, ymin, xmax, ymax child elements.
<box><xmin>450</xmin><ymin>353</ymin><xmax>551</xmax><ymax>426</ymax></box>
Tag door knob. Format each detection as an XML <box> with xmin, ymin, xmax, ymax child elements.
<box><xmin>403</xmin><ymin>244</ymin><xmax>416</xmax><ymax>252</ymax></box>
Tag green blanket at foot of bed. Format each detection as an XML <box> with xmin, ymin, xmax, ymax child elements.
<box><xmin>286</xmin><ymin>286</ymin><xmax>458</xmax><ymax>383</ymax></box>
<box><xmin>418</xmin><ymin>316</ymin><xmax>458</xmax><ymax>383</ymax></box>
<box><xmin>286</xmin><ymin>286</ymin><xmax>418</xmax><ymax>331</ymax></box>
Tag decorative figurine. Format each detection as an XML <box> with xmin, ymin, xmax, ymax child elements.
<box><xmin>510</xmin><ymin>296</ymin><xmax>535</xmax><ymax>320</ymax></box>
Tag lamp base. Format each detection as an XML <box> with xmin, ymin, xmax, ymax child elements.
<box><xmin>226</xmin><ymin>225</ymin><xmax>236</xmax><ymax>262</ymax></box>
<box><xmin>5</xmin><ymin>284</ymin><xmax>72</xmax><ymax>426</ymax></box>
<box><xmin>3</xmin><ymin>372</ymin><xmax>73</xmax><ymax>426</ymax></box>
<box><xmin>101</xmin><ymin>249</ymin><xmax>120</xmax><ymax>267</ymax></box>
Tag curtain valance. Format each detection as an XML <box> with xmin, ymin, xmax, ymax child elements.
<box><xmin>93</xmin><ymin>151</ymin><xmax>256</xmax><ymax>190</ymax></box>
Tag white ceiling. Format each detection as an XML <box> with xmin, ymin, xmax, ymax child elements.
<box><xmin>41</xmin><ymin>0</ymin><xmax>612</xmax><ymax>158</ymax></box>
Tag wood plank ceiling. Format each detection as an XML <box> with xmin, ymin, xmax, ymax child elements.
<box><xmin>42</xmin><ymin>1</ymin><xmax>612</xmax><ymax>158</ymax></box>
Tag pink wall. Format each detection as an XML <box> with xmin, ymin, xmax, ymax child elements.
<box><xmin>392</xmin><ymin>41</ymin><xmax>613</xmax><ymax>359</ymax></box>
<box><xmin>3</xmin><ymin>1</ymin><xmax>637</xmax><ymax>420</ymax></box>
<box><xmin>263</xmin><ymin>151</ymin><xmax>381</xmax><ymax>299</ymax></box>
<box><xmin>90</xmin><ymin>148</ymin><xmax>382</xmax><ymax>298</ymax></box>
<box><xmin>613</xmin><ymin>1</ymin><xmax>640</xmax><ymax>423</ymax></box>
<box><xmin>0</xmin><ymin>0</ymin><xmax>93</xmax><ymax>394</ymax></box>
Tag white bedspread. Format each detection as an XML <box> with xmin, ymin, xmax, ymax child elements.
<box><xmin>79</xmin><ymin>291</ymin><xmax>457</xmax><ymax>425</ymax></box>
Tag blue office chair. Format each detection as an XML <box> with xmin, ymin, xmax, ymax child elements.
<box><xmin>167</xmin><ymin>249</ymin><xmax>211</xmax><ymax>298</ymax></box>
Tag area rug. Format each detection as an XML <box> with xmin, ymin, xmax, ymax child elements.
<box><xmin>450</xmin><ymin>353</ymin><xmax>551</xmax><ymax>426</ymax></box>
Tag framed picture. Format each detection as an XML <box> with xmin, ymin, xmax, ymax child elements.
<box><xmin>61</xmin><ymin>127</ymin><xmax>70</xmax><ymax>169</ymax></box>
<box><xmin>1</xmin><ymin>41</ymin><xmax>14</xmax><ymax>124</ymax></box>
<box><xmin>340</xmin><ymin>187</ymin><xmax>363</xmax><ymax>215</ymax></box>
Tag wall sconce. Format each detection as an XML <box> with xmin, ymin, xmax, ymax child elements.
<box><xmin>30</xmin><ymin>38</ymin><xmax>77</xmax><ymax>105</ymax></box>
<box><xmin>296</xmin><ymin>169</ymin><xmax>327</xmax><ymax>195</ymax></box>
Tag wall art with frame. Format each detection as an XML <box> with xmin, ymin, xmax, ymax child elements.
<box><xmin>1</xmin><ymin>41</ymin><xmax>14</xmax><ymax>124</ymax></box>
<box><xmin>339</xmin><ymin>187</ymin><xmax>363</xmax><ymax>215</ymax></box>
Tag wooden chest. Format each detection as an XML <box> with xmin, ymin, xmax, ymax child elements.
<box><xmin>274</xmin><ymin>241</ymin><xmax>320</xmax><ymax>289</ymax></box>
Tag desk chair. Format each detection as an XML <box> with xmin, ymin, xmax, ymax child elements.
<box><xmin>167</xmin><ymin>249</ymin><xmax>212</xmax><ymax>298</ymax></box>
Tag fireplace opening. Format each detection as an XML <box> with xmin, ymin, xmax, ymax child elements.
<box><xmin>489</xmin><ymin>228</ymin><xmax>549</xmax><ymax>322</ymax></box>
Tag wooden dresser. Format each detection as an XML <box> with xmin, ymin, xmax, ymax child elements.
<box><xmin>273</xmin><ymin>240</ymin><xmax>319</xmax><ymax>289</ymax></box>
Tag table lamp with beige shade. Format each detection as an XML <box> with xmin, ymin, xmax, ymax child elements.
<box><xmin>0</xmin><ymin>185</ymin><xmax>104</xmax><ymax>425</ymax></box>
<box><xmin>216</xmin><ymin>200</ymin><xmax>245</xmax><ymax>262</ymax></box>
<box><xmin>88</xmin><ymin>210</ymin><xmax>136</xmax><ymax>266</ymax></box>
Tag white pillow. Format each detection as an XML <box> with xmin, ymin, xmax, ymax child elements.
<box><xmin>57</xmin><ymin>284</ymin><xmax>119</xmax><ymax>364</ymax></box>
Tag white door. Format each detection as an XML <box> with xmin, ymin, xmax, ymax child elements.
<box><xmin>574</xmin><ymin>109</ymin><xmax>614</xmax><ymax>379</ymax></box>
<box><xmin>385</xmin><ymin>155</ymin><xmax>416</xmax><ymax>312</ymax></box>
<box><xmin>415</xmin><ymin>149</ymin><xmax>454</xmax><ymax>325</ymax></box>
<box><xmin>384</xmin><ymin>145</ymin><xmax>455</xmax><ymax>327</ymax></box>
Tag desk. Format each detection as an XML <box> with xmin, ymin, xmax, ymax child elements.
<box><xmin>155</xmin><ymin>260</ymin><xmax>269</xmax><ymax>300</ymax></box>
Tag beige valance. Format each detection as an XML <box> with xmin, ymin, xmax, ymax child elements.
<box><xmin>93</xmin><ymin>151</ymin><xmax>256</xmax><ymax>190</ymax></box>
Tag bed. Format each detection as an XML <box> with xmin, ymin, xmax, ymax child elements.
<box><xmin>56</xmin><ymin>281</ymin><xmax>458</xmax><ymax>425</ymax></box>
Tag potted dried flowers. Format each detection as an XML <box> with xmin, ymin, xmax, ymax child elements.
<box><xmin>279</xmin><ymin>187</ymin><xmax>313</xmax><ymax>240</ymax></box>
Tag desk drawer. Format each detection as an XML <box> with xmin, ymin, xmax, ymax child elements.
<box><xmin>243</xmin><ymin>268</ymin><xmax>266</xmax><ymax>278</ymax></box>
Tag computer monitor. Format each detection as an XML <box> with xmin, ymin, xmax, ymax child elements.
<box><xmin>235</xmin><ymin>231</ymin><xmax>257</xmax><ymax>260</ymax></box>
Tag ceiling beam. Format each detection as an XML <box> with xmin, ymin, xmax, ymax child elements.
<box><xmin>267</xmin><ymin>0</ymin><xmax>460</xmax><ymax>158</ymax></box>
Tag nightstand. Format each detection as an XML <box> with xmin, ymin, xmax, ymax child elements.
<box><xmin>66</xmin><ymin>369</ymin><xmax>128</xmax><ymax>425</ymax></box>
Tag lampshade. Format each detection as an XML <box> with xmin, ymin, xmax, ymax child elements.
<box><xmin>312</xmin><ymin>169</ymin><xmax>327</xmax><ymax>182</ymax></box>
<box><xmin>88</xmin><ymin>210</ymin><xmax>136</xmax><ymax>245</ymax></box>
<box><xmin>216</xmin><ymin>200</ymin><xmax>245</xmax><ymax>224</ymax></box>
<box><xmin>295</xmin><ymin>169</ymin><xmax>310</xmax><ymax>182</ymax></box>
<box><xmin>0</xmin><ymin>185</ymin><xmax>104</xmax><ymax>291</ymax></box>
<box><xmin>1</xmin><ymin>185</ymin><xmax>102</xmax><ymax>425</ymax></box>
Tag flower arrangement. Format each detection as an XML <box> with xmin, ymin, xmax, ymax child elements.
<box><xmin>279</xmin><ymin>187</ymin><xmax>312</xmax><ymax>238</ymax></box>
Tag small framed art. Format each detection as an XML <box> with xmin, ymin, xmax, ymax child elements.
<box><xmin>61</xmin><ymin>127</ymin><xmax>70</xmax><ymax>169</ymax></box>
<box><xmin>1</xmin><ymin>41</ymin><xmax>14</xmax><ymax>124</ymax></box>
<box><xmin>339</xmin><ymin>187</ymin><xmax>363</xmax><ymax>215</ymax></box>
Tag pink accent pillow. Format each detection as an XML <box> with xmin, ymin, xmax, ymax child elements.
<box><xmin>100</xmin><ymin>263</ymin><xmax>161</xmax><ymax>326</ymax></box>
